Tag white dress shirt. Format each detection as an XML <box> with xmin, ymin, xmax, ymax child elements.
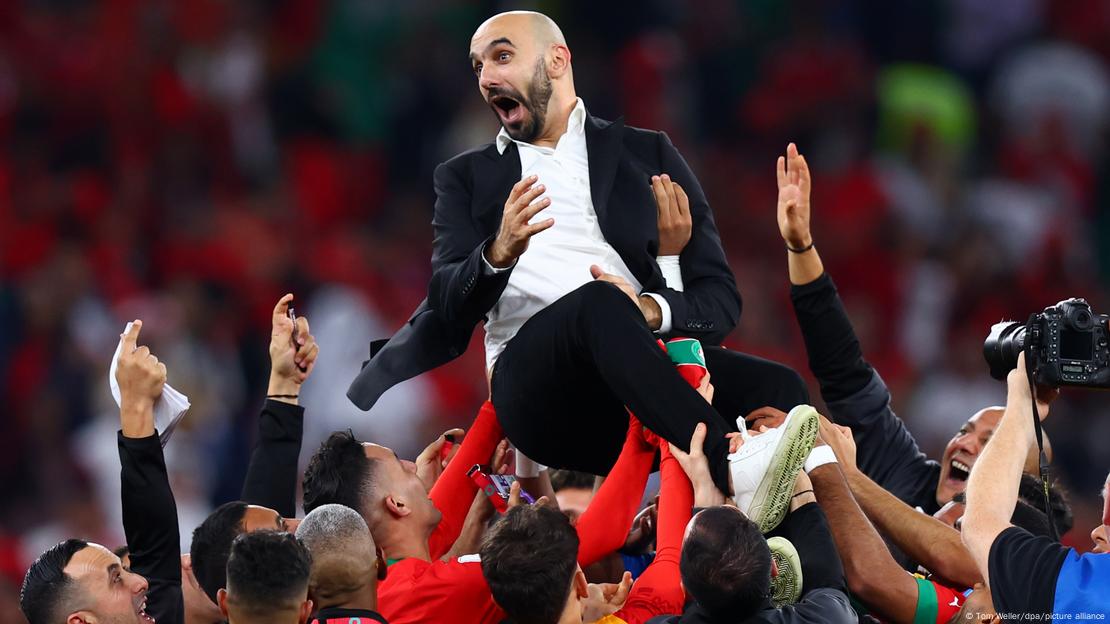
<box><xmin>481</xmin><ymin>98</ymin><xmax>681</xmax><ymax>371</ymax></box>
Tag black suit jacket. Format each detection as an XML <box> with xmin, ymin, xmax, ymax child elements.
<box><xmin>348</xmin><ymin>114</ymin><xmax>741</xmax><ymax>409</ymax></box>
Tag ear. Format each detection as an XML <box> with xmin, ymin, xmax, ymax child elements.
<box><xmin>548</xmin><ymin>43</ymin><xmax>571</xmax><ymax>78</ymax></box>
<box><xmin>217</xmin><ymin>588</ymin><xmax>230</xmax><ymax>619</ymax></box>
<box><xmin>67</xmin><ymin>612</ymin><xmax>91</xmax><ymax>624</ymax></box>
<box><xmin>384</xmin><ymin>494</ymin><xmax>411</xmax><ymax>519</ymax></box>
<box><xmin>299</xmin><ymin>598</ymin><xmax>314</xmax><ymax>624</ymax></box>
<box><xmin>573</xmin><ymin>568</ymin><xmax>589</xmax><ymax>599</ymax></box>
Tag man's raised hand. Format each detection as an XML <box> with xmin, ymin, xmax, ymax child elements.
<box><xmin>669</xmin><ymin>422</ymin><xmax>727</xmax><ymax>507</ymax></box>
<box><xmin>654</xmin><ymin>174</ymin><xmax>691</xmax><ymax>255</ymax></box>
<box><xmin>485</xmin><ymin>175</ymin><xmax>554</xmax><ymax>268</ymax></box>
<box><xmin>116</xmin><ymin>320</ymin><xmax>167</xmax><ymax>438</ymax></box>
<box><xmin>269</xmin><ymin>294</ymin><xmax>319</xmax><ymax>403</ymax></box>
<box><xmin>776</xmin><ymin>142</ymin><xmax>812</xmax><ymax>250</ymax></box>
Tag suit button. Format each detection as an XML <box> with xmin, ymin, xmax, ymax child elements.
<box><xmin>706</xmin><ymin>321</ymin><xmax>715</xmax><ymax>329</ymax></box>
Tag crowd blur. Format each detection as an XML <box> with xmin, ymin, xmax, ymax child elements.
<box><xmin>4</xmin><ymin>0</ymin><xmax>1110</xmax><ymax>614</ymax></box>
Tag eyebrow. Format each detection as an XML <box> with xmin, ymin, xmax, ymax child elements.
<box><xmin>469</xmin><ymin>37</ymin><xmax>516</xmax><ymax>63</ymax></box>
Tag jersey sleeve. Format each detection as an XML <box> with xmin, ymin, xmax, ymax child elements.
<box><xmin>912</xmin><ymin>577</ymin><xmax>964</xmax><ymax>624</ymax></box>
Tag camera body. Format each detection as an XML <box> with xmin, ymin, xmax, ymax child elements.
<box><xmin>984</xmin><ymin>298</ymin><xmax>1110</xmax><ymax>388</ymax></box>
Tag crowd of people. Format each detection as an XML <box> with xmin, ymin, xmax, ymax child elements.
<box><xmin>9</xmin><ymin>3</ymin><xmax>1110</xmax><ymax>624</ymax></box>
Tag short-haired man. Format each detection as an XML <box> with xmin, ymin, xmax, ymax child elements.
<box><xmin>21</xmin><ymin>320</ymin><xmax>176</xmax><ymax>624</ymax></box>
<box><xmin>190</xmin><ymin>294</ymin><xmax>317</xmax><ymax>605</ymax></box>
<box><xmin>296</xmin><ymin>504</ymin><xmax>387</xmax><ymax>624</ymax></box>
<box><xmin>218</xmin><ymin>531</ymin><xmax>313</xmax><ymax>624</ymax></box>
<box><xmin>20</xmin><ymin>539</ymin><xmax>153</xmax><ymax>624</ymax></box>
<box><xmin>962</xmin><ymin>354</ymin><xmax>1110</xmax><ymax>620</ymax></box>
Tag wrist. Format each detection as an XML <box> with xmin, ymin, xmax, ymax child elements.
<box><xmin>638</xmin><ymin>295</ymin><xmax>662</xmax><ymax>330</ymax></box>
<box><xmin>485</xmin><ymin>241</ymin><xmax>513</xmax><ymax>269</ymax></box>
<box><xmin>268</xmin><ymin>375</ymin><xmax>300</xmax><ymax>397</ymax></box>
<box><xmin>785</xmin><ymin>232</ymin><xmax>813</xmax><ymax>250</ymax></box>
<box><xmin>120</xmin><ymin>403</ymin><xmax>155</xmax><ymax>438</ymax></box>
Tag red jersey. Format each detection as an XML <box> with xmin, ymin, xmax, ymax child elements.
<box><xmin>378</xmin><ymin>555</ymin><xmax>503</xmax><ymax>624</ymax></box>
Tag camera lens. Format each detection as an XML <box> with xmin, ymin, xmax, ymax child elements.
<box><xmin>983</xmin><ymin>321</ymin><xmax>1026</xmax><ymax>380</ymax></box>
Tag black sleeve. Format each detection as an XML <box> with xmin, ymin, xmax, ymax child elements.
<box><xmin>119</xmin><ymin>432</ymin><xmax>183</xmax><ymax>624</ymax></box>
<box><xmin>651</xmin><ymin>131</ymin><xmax>742</xmax><ymax>345</ymax></box>
<box><xmin>988</xmin><ymin>526</ymin><xmax>1067</xmax><ymax>618</ymax></box>
<box><xmin>427</xmin><ymin>160</ymin><xmax>514</xmax><ymax>326</ymax></box>
<box><xmin>240</xmin><ymin>399</ymin><xmax>305</xmax><ymax>518</ymax></box>
<box><xmin>772</xmin><ymin>502</ymin><xmax>847</xmax><ymax>596</ymax></box>
<box><xmin>792</xmin><ymin>274</ymin><xmax>941</xmax><ymax>512</ymax></box>
<box><xmin>775</xmin><ymin>588</ymin><xmax>857</xmax><ymax>624</ymax></box>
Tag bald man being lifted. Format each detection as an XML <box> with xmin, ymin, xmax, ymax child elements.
<box><xmin>350</xmin><ymin>11</ymin><xmax>809</xmax><ymax>496</ymax></box>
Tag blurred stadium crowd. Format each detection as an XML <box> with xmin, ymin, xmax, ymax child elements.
<box><xmin>3</xmin><ymin>0</ymin><xmax>1110</xmax><ymax>614</ymax></box>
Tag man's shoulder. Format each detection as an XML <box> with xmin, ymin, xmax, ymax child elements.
<box><xmin>439</xmin><ymin>142</ymin><xmax>500</xmax><ymax>171</ymax></box>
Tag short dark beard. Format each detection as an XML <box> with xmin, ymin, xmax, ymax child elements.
<box><xmin>497</xmin><ymin>57</ymin><xmax>553</xmax><ymax>144</ymax></box>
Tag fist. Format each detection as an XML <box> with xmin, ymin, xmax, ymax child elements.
<box><xmin>653</xmin><ymin>174</ymin><xmax>691</xmax><ymax>256</ymax></box>
<box><xmin>115</xmin><ymin>320</ymin><xmax>167</xmax><ymax>407</ymax></box>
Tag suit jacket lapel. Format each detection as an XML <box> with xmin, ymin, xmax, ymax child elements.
<box><xmin>585</xmin><ymin>114</ymin><xmax>624</xmax><ymax>225</ymax></box>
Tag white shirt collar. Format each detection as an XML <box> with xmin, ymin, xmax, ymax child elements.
<box><xmin>496</xmin><ymin>97</ymin><xmax>587</xmax><ymax>154</ymax></box>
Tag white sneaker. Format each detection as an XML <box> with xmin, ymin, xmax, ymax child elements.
<box><xmin>729</xmin><ymin>404</ymin><xmax>820</xmax><ymax>533</ymax></box>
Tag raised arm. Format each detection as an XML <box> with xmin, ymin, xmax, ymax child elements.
<box><xmin>427</xmin><ymin>400</ymin><xmax>504</xmax><ymax>559</ymax></box>
<box><xmin>116</xmin><ymin>320</ymin><xmax>184</xmax><ymax>624</ymax></box>
<box><xmin>241</xmin><ymin>294</ymin><xmax>319</xmax><ymax>516</ymax></box>
<box><xmin>576</xmin><ymin>416</ymin><xmax>656</xmax><ymax>567</ymax></box>
<box><xmin>779</xmin><ymin>143</ymin><xmax>939</xmax><ymax>505</ymax></box>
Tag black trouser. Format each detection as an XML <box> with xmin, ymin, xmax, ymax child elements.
<box><xmin>490</xmin><ymin>281</ymin><xmax>809</xmax><ymax>492</ymax></box>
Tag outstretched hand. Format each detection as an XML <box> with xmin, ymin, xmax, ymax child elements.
<box><xmin>776</xmin><ymin>142</ymin><xmax>812</xmax><ymax>250</ymax></box>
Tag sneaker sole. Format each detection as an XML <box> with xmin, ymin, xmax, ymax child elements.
<box><xmin>746</xmin><ymin>404</ymin><xmax>819</xmax><ymax>533</ymax></box>
<box><xmin>767</xmin><ymin>536</ymin><xmax>803</xmax><ymax>607</ymax></box>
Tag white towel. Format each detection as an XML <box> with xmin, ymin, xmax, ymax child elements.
<box><xmin>109</xmin><ymin>322</ymin><xmax>191</xmax><ymax>447</ymax></box>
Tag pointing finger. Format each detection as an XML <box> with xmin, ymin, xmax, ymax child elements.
<box><xmin>122</xmin><ymin>320</ymin><xmax>143</xmax><ymax>350</ymax></box>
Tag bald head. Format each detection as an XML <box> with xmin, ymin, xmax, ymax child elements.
<box><xmin>473</xmin><ymin>11</ymin><xmax>566</xmax><ymax>48</ymax></box>
<box><xmin>296</xmin><ymin>504</ymin><xmax>378</xmax><ymax>609</ymax></box>
<box><xmin>469</xmin><ymin>11</ymin><xmax>576</xmax><ymax>146</ymax></box>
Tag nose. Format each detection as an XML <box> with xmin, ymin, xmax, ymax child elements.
<box><xmin>130</xmin><ymin>570</ymin><xmax>149</xmax><ymax>594</ymax></box>
<box><xmin>478</xmin><ymin>66</ymin><xmax>500</xmax><ymax>93</ymax></box>
<box><xmin>1092</xmin><ymin>525</ymin><xmax>1108</xmax><ymax>552</ymax></box>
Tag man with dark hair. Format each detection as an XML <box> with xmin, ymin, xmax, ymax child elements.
<box><xmin>21</xmin><ymin>320</ymin><xmax>174</xmax><ymax>624</ymax></box>
<box><xmin>189</xmin><ymin>294</ymin><xmax>317</xmax><ymax>606</ymax></box>
<box><xmin>303</xmin><ymin>405</ymin><xmax>657</xmax><ymax>624</ymax></box>
<box><xmin>481</xmin><ymin>505</ymin><xmax>584</xmax><ymax>624</ymax></box>
<box><xmin>680</xmin><ymin>507</ymin><xmax>771</xmax><ymax>616</ymax></box>
<box><xmin>217</xmin><ymin>531</ymin><xmax>313</xmax><ymax>624</ymax></box>
<box><xmin>20</xmin><ymin>539</ymin><xmax>152</xmax><ymax>624</ymax></box>
<box><xmin>296</xmin><ymin>504</ymin><xmax>387</xmax><ymax>624</ymax></box>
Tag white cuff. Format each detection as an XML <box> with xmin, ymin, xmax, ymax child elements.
<box><xmin>643</xmin><ymin>293</ymin><xmax>673</xmax><ymax>334</ymax></box>
<box><xmin>515</xmin><ymin>450</ymin><xmax>547</xmax><ymax>478</ymax></box>
<box><xmin>480</xmin><ymin>245</ymin><xmax>515</xmax><ymax>275</ymax></box>
<box><xmin>804</xmin><ymin>445</ymin><xmax>838</xmax><ymax>473</ymax></box>
<box><xmin>656</xmin><ymin>255</ymin><xmax>684</xmax><ymax>292</ymax></box>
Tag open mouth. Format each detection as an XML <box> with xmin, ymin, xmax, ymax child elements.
<box><xmin>949</xmin><ymin>459</ymin><xmax>971</xmax><ymax>483</ymax></box>
<box><xmin>491</xmin><ymin>95</ymin><xmax>525</xmax><ymax>126</ymax></box>
<box><xmin>138</xmin><ymin>598</ymin><xmax>155</xmax><ymax>624</ymax></box>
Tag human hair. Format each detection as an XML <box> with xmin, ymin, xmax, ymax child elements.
<box><xmin>20</xmin><ymin>539</ymin><xmax>88</xmax><ymax>624</ymax></box>
<box><xmin>480</xmin><ymin>505</ymin><xmax>580</xmax><ymax>624</ymax></box>
<box><xmin>549</xmin><ymin>469</ymin><xmax>595</xmax><ymax>493</ymax></box>
<box><xmin>680</xmin><ymin>507</ymin><xmax>771</xmax><ymax>618</ymax></box>
<box><xmin>296</xmin><ymin>504</ymin><xmax>376</xmax><ymax>607</ymax></box>
<box><xmin>190</xmin><ymin>500</ymin><xmax>249</xmax><ymax>604</ymax></box>
<box><xmin>225</xmin><ymin>531</ymin><xmax>312</xmax><ymax>618</ymax></box>
<box><xmin>303</xmin><ymin>430</ymin><xmax>375</xmax><ymax>516</ymax></box>
<box><xmin>112</xmin><ymin>545</ymin><xmax>129</xmax><ymax>561</ymax></box>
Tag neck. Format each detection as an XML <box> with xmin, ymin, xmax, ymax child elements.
<box><xmin>326</xmin><ymin>585</ymin><xmax>379</xmax><ymax>613</ymax></box>
<box><xmin>376</xmin><ymin>523</ymin><xmax>432</xmax><ymax>562</ymax></box>
<box><xmin>229</xmin><ymin>609</ymin><xmax>301</xmax><ymax>624</ymax></box>
<box><xmin>532</xmin><ymin>90</ymin><xmax>578</xmax><ymax>149</ymax></box>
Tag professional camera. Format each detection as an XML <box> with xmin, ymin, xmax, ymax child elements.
<box><xmin>983</xmin><ymin>298</ymin><xmax>1110</xmax><ymax>388</ymax></box>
